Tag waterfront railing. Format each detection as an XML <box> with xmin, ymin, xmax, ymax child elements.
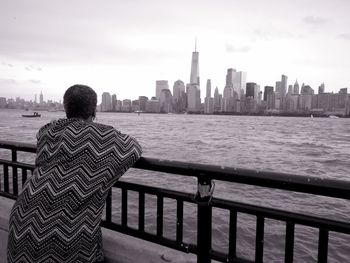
<box><xmin>0</xmin><ymin>140</ymin><xmax>349</xmax><ymax>263</ymax></box>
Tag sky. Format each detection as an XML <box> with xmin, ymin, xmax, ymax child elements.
<box><xmin>0</xmin><ymin>0</ymin><xmax>350</xmax><ymax>103</ymax></box>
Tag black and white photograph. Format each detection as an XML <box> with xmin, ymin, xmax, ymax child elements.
<box><xmin>0</xmin><ymin>0</ymin><xmax>349</xmax><ymax>262</ymax></box>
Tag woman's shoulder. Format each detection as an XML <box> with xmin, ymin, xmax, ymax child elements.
<box><xmin>90</xmin><ymin>121</ymin><xmax>117</xmax><ymax>133</ymax></box>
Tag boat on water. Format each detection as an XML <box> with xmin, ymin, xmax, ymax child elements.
<box><xmin>328</xmin><ymin>115</ymin><xmax>339</xmax><ymax>119</ymax></box>
<box><xmin>22</xmin><ymin>112</ymin><xmax>41</xmax><ymax>118</ymax></box>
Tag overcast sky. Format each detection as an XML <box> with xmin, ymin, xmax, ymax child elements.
<box><xmin>1</xmin><ymin>0</ymin><xmax>349</xmax><ymax>102</ymax></box>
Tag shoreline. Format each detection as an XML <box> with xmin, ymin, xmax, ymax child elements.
<box><xmin>1</xmin><ymin>108</ymin><xmax>349</xmax><ymax>118</ymax></box>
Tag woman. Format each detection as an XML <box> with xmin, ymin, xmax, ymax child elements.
<box><xmin>7</xmin><ymin>85</ymin><xmax>142</xmax><ymax>262</ymax></box>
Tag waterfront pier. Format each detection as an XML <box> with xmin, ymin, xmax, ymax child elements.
<box><xmin>1</xmin><ymin>140</ymin><xmax>349</xmax><ymax>262</ymax></box>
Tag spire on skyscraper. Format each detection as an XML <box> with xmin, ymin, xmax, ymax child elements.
<box><xmin>195</xmin><ymin>37</ymin><xmax>197</xmax><ymax>52</ymax></box>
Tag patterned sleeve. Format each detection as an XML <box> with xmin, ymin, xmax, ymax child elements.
<box><xmin>114</xmin><ymin>130</ymin><xmax>142</xmax><ymax>174</ymax></box>
<box><xmin>36</xmin><ymin>121</ymin><xmax>54</xmax><ymax>141</ymax></box>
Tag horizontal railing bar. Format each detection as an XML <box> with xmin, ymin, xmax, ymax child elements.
<box><xmin>210</xmin><ymin>250</ymin><xmax>254</xmax><ymax>263</ymax></box>
<box><xmin>134</xmin><ymin>158</ymin><xmax>350</xmax><ymax>200</ymax></box>
<box><xmin>0</xmin><ymin>140</ymin><xmax>36</xmax><ymax>153</ymax></box>
<box><xmin>0</xmin><ymin>159</ymin><xmax>35</xmax><ymax>170</ymax></box>
<box><xmin>212</xmin><ymin>198</ymin><xmax>350</xmax><ymax>234</ymax></box>
<box><xmin>115</xmin><ymin>181</ymin><xmax>195</xmax><ymax>203</ymax></box>
<box><xmin>100</xmin><ymin>221</ymin><xmax>196</xmax><ymax>254</ymax></box>
<box><xmin>0</xmin><ymin>192</ymin><xmax>17</xmax><ymax>200</ymax></box>
<box><xmin>1</xmin><ymin>140</ymin><xmax>349</xmax><ymax>200</ymax></box>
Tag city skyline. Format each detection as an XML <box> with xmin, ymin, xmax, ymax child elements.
<box><xmin>1</xmin><ymin>0</ymin><xmax>350</xmax><ymax>102</ymax></box>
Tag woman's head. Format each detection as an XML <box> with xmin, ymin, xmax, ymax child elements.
<box><xmin>63</xmin><ymin>84</ymin><xmax>97</xmax><ymax>120</ymax></box>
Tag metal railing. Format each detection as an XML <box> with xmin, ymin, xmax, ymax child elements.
<box><xmin>0</xmin><ymin>140</ymin><xmax>350</xmax><ymax>263</ymax></box>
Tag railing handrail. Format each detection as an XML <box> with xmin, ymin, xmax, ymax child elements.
<box><xmin>1</xmin><ymin>139</ymin><xmax>349</xmax><ymax>200</ymax></box>
<box><xmin>0</xmin><ymin>140</ymin><xmax>37</xmax><ymax>153</ymax></box>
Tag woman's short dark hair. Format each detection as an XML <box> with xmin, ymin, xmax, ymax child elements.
<box><xmin>63</xmin><ymin>85</ymin><xmax>97</xmax><ymax>119</ymax></box>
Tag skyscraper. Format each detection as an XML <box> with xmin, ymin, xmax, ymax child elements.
<box><xmin>318</xmin><ymin>83</ymin><xmax>325</xmax><ymax>94</ymax></box>
<box><xmin>159</xmin><ymin>89</ymin><xmax>173</xmax><ymax>113</ymax></box>
<box><xmin>263</xmin><ymin>86</ymin><xmax>274</xmax><ymax>101</ymax></box>
<box><xmin>246</xmin><ymin>82</ymin><xmax>259</xmax><ymax>101</ymax></box>
<box><xmin>112</xmin><ymin>94</ymin><xmax>117</xmax><ymax>111</ymax></box>
<box><xmin>223</xmin><ymin>69</ymin><xmax>246</xmax><ymax>112</ymax></box>
<box><xmin>224</xmin><ymin>68</ymin><xmax>246</xmax><ymax>100</ymax></box>
<box><xmin>190</xmin><ymin>41</ymin><xmax>199</xmax><ymax>85</ymax></box>
<box><xmin>206</xmin><ymin>79</ymin><xmax>211</xmax><ymax>98</ymax></box>
<box><xmin>281</xmin><ymin>75</ymin><xmax>288</xmax><ymax>98</ymax></box>
<box><xmin>293</xmin><ymin>80</ymin><xmax>299</xmax><ymax>94</ymax></box>
<box><xmin>156</xmin><ymin>80</ymin><xmax>169</xmax><ymax>99</ymax></box>
<box><xmin>138</xmin><ymin>96</ymin><xmax>148</xmax><ymax>112</ymax></box>
<box><xmin>213</xmin><ymin>87</ymin><xmax>221</xmax><ymax>112</ymax></box>
<box><xmin>187</xmin><ymin>84</ymin><xmax>201</xmax><ymax>113</ymax></box>
<box><xmin>187</xmin><ymin>41</ymin><xmax>201</xmax><ymax>113</ymax></box>
<box><xmin>275</xmin><ymin>81</ymin><xmax>281</xmax><ymax>93</ymax></box>
<box><xmin>173</xmin><ymin>80</ymin><xmax>186</xmax><ymax>113</ymax></box>
<box><xmin>173</xmin><ymin>80</ymin><xmax>185</xmax><ymax>102</ymax></box>
<box><xmin>101</xmin><ymin>92</ymin><xmax>112</xmax><ymax>112</ymax></box>
<box><xmin>264</xmin><ymin>86</ymin><xmax>275</xmax><ymax>109</ymax></box>
<box><xmin>204</xmin><ymin>79</ymin><xmax>214</xmax><ymax>114</ymax></box>
<box><xmin>40</xmin><ymin>91</ymin><xmax>44</xmax><ymax>105</ymax></box>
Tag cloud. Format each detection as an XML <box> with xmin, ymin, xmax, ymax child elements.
<box><xmin>303</xmin><ymin>16</ymin><xmax>328</xmax><ymax>26</ymax></box>
<box><xmin>25</xmin><ymin>65</ymin><xmax>43</xmax><ymax>71</ymax></box>
<box><xmin>338</xmin><ymin>33</ymin><xmax>350</xmax><ymax>40</ymax></box>
<box><xmin>1</xmin><ymin>62</ymin><xmax>14</xmax><ymax>67</ymax></box>
<box><xmin>226</xmin><ymin>44</ymin><xmax>251</xmax><ymax>53</ymax></box>
<box><xmin>0</xmin><ymin>78</ymin><xmax>17</xmax><ymax>84</ymax></box>
<box><xmin>252</xmin><ymin>29</ymin><xmax>299</xmax><ymax>41</ymax></box>
<box><xmin>29</xmin><ymin>79</ymin><xmax>42</xmax><ymax>84</ymax></box>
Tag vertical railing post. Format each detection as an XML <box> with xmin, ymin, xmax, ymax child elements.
<box><xmin>105</xmin><ymin>189</ymin><xmax>112</xmax><ymax>222</ymax></box>
<box><xmin>196</xmin><ymin>176</ymin><xmax>214</xmax><ymax>263</ymax></box>
<box><xmin>12</xmin><ymin>149</ymin><xmax>18</xmax><ymax>195</ymax></box>
<box><xmin>318</xmin><ymin>229</ymin><xmax>329</xmax><ymax>263</ymax></box>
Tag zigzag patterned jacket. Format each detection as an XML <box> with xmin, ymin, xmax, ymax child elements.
<box><xmin>7</xmin><ymin>118</ymin><xmax>142</xmax><ymax>262</ymax></box>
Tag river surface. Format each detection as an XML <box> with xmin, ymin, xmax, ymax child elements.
<box><xmin>0</xmin><ymin>109</ymin><xmax>349</xmax><ymax>262</ymax></box>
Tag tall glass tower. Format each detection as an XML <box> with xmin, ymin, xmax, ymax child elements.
<box><xmin>187</xmin><ymin>40</ymin><xmax>201</xmax><ymax>113</ymax></box>
<box><xmin>190</xmin><ymin>40</ymin><xmax>199</xmax><ymax>85</ymax></box>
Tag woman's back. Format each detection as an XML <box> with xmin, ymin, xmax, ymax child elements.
<box><xmin>7</xmin><ymin>118</ymin><xmax>142</xmax><ymax>263</ymax></box>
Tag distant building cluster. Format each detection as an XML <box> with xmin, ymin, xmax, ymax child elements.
<box><xmin>0</xmin><ymin>91</ymin><xmax>63</xmax><ymax>111</ymax></box>
<box><xmin>100</xmin><ymin>44</ymin><xmax>350</xmax><ymax>117</ymax></box>
<box><xmin>2</xmin><ymin>44</ymin><xmax>349</xmax><ymax>117</ymax></box>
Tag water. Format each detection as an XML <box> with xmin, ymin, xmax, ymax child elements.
<box><xmin>1</xmin><ymin>109</ymin><xmax>350</xmax><ymax>262</ymax></box>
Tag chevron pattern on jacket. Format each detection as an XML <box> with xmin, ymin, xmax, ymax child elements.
<box><xmin>7</xmin><ymin>118</ymin><xmax>142</xmax><ymax>263</ymax></box>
